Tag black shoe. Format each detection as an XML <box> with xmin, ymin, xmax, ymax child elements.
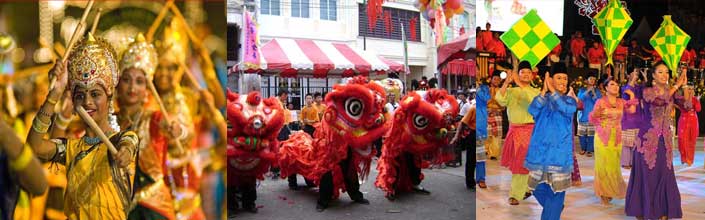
<box><xmin>412</xmin><ymin>186</ymin><xmax>431</xmax><ymax>195</ymax></box>
<box><xmin>468</xmin><ymin>186</ymin><xmax>476</xmax><ymax>192</ymax></box>
<box><xmin>289</xmin><ymin>185</ymin><xmax>302</xmax><ymax>191</ymax></box>
<box><xmin>386</xmin><ymin>194</ymin><xmax>396</xmax><ymax>201</ymax></box>
<box><xmin>316</xmin><ymin>203</ymin><xmax>327</xmax><ymax>212</ymax></box>
<box><xmin>353</xmin><ymin>198</ymin><xmax>370</xmax><ymax>205</ymax></box>
<box><xmin>242</xmin><ymin>203</ymin><xmax>258</xmax><ymax>213</ymax></box>
<box><xmin>305</xmin><ymin>179</ymin><xmax>316</xmax><ymax>187</ymax></box>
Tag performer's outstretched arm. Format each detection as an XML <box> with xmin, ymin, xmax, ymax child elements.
<box><xmin>0</xmin><ymin>120</ymin><xmax>48</xmax><ymax>195</ymax></box>
<box><xmin>26</xmin><ymin>62</ymin><xmax>67</xmax><ymax>161</ymax></box>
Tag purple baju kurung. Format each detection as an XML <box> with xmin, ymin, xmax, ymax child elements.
<box><xmin>624</xmin><ymin>87</ymin><xmax>683</xmax><ymax>219</ymax></box>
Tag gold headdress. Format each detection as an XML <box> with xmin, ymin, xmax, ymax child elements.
<box><xmin>68</xmin><ymin>33</ymin><xmax>119</xmax><ymax>97</ymax></box>
<box><xmin>120</xmin><ymin>33</ymin><xmax>158</xmax><ymax>79</ymax></box>
<box><xmin>157</xmin><ymin>19</ymin><xmax>189</xmax><ymax>65</ymax></box>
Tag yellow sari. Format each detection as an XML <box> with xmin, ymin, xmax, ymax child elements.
<box><xmin>56</xmin><ymin>131</ymin><xmax>137</xmax><ymax>220</ymax></box>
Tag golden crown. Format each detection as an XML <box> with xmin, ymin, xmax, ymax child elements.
<box><xmin>68</xmin><ymin>33</ymin><xmax>119</xmax><ymax>96</ymax></box>
<box><xmin>157</xmin><ymin>19</ymin><xmax>189</xmax><ymax>64</ymax></box>
<box><xmin>120</xmin><ymin>33</ymin><xmax>158</xmax><ymax>79</ymax></box>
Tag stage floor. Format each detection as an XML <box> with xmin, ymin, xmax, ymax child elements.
<box><xmin>476</xmin><ymin>138</ymin><xmax>705</xmax><ymax>220</ymax></box>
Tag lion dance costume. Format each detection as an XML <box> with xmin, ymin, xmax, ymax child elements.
<box><xmin>227</xmin><ymin>90</ymin><xmax>286</xmax><ymax>212</ymax></box>
<box><xmin>279</xmin><ymin>76</ymin><xmax>388</xmax><ymax>210</ymax></box>
<box><xmin>375</xmin><ymin>89</ymin><xmax>458</xmax><ymax>198</ymax></box>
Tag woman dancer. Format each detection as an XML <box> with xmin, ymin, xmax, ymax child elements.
<box><xmin>589</xmin><ymin>77</ymin><xmax>636</xmax><ymax>204</ymax></box>
<box><xmin>26</xmin><ymin>33</ymin><xmax>139</xmax><ymax>219</ymax></box>
<box><xmin>676</xmin><ymin>83</ymin><xmax>699</xmax><ymax>166</ymax></box>
<box><xmin>117</xmin><ymin>33</ymin><xmax>187</xmax><ymax>220</ymax></box>
<box><xmin>625</xmin><ymin>61</ymin><xmax>685</xmax><ymax>219</ymax></box>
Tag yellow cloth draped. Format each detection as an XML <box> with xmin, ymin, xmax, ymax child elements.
<box><xmin>493</xmin><ymin>86</ymin><xmax>540</xmax><ymax>124</ymax></box>
<box><xmin>63</xmin><ymin>132</ymin><xmax>137</xmax><ymax>220</ymax></box>
<box><xmin>593</xmin><ymin>129</ymin><xmax>626</xmax><ymax>198</ymax></box>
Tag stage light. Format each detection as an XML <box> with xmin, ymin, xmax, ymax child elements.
<box><xmin>48</xmin><ymin>1</ymin><xmax>65</xmax><ymax>11</ymax></box>
<box><xmin>500</xmin><ymin>71</ymin><xmax>507</xmax><ymax>79</ymax></box>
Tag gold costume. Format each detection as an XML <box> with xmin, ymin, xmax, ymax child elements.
<box><xmin>118</xmin><ymin>33</ymin><xmax>176</xmax><ymax>220</ymax></box>
<box><xmin>53</xmin><ymin>33</ymin><xmax>138</xmax><ymax>219</ymax></box>
<box><xmin>55</xmin><ymin>131</ymin><xmax>138</xmax><ymax>220</ymax></box>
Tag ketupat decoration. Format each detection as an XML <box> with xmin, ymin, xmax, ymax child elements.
<box><xmin>500</xmin><ymin>9</ymin><xmax>560</xmax><ymax>68</ymax></box>
<box><xmin>592</xmin><ymin>0</ymin><xmax>632</xmax><ymax>65</ymax></box>
<box><xmin>649</xmin><ymin>15</ymin><xmax>690</xmax><ymax>76</ymax></box>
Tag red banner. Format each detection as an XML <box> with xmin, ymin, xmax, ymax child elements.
<box><xmin>410</xmin><ymin>17</ymin><xmax>417</xmax><ymax>41</ymax></box>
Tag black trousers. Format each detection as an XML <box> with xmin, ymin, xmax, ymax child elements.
<box><xmin>374</xmin><ymin>138</ymin><xmax>384</xmax><ymax>157</ymax></box>
<box><xmin>402</xmin><ymin>152</ymin><xmax>422</xmax><ymax>186</ymax></box>
<box><xmin>453</xmin><ymin>138</ymin><xmax>465</xmax><ymax>165</ymax></box>
<box><xmin>467</xmin><ymin>129</ymin><xmax>476</xmax><ymax>188</ymax></box>
<box><xmin>317</xmin><ymin>148</ymin><xmax>363</xmax><ymax>206</ymax></box>
<box><xmin>288</xmin><ymin>174</ymin><xmax>315</xmax><ymax>187</ymax></box>
<box><xmin>303</xmin><ymin>124</ymin><xmax>316</xmax><ymax>136</ymax></box>
<box><xmin>228</xmin><ymin>179</ymin><xmax>257</xmax><ymax>209</ymax></box>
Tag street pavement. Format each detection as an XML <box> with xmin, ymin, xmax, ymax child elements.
<box><xmin>229</xmin><ymin>152</ymin><xmax>475</xmax><ymax>220</ymax></box>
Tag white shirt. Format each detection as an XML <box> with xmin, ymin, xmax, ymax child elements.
<box><xmin>458</xmin><ymin>101</ymin><xmax>471</xmax><ymax>116</ymax></box>
<box><xmin>385</xmin><ymin>102</ymin><xmax>399</xmax><ymax>115</ymax></box>
<box><xmin>289</xmin><ymin>110</ymin><xmax>298</xmax><ymax>123</ymax></box>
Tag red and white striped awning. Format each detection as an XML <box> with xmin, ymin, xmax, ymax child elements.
<box><xmin>441</xmin><ymin>59</ymin><xmax>476</xmax><ymax>76</ymax></box>
<box><xmin>241</xmin><ymin>38</ymin><xmax>404</xmax><ymax>77</ymax></box>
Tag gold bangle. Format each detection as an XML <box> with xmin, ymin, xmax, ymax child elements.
<box><xmin>55</xmin><ymin>114</ymin><xmax>71</xmax><ymax>129</ymax></box>
<box><xmin>46</xmin><ymin>98</ymin><xmax>58</xmax><ymax>106</ymax></box>
<box><xmin>9</xmin><ymin>145</ymin><xmax>34</xmax><ymax>171</ymax></box>
<box><xmin>32</xmin><ymin>116</ymin><xmax>51</xmax><ymax>134</ymax></box>
<box><xmin>38</xmin><ymin>108</ymin><xmax>53</xmax><ymax>118</ymax></box>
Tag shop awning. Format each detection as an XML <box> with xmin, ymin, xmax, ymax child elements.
<box><xmin>437</xmin><ymin>33</ymin><xmax>475</xmax><ymax>66</ymax></box>
<box><xmin>441</xmin><ymin>59</ymin><xmax>476</xmax><ymax>76</ymax></box>
<box><xmin>240</xmin><ymin>38</ymin><xmax>404</xmax><ymax>77</ymax></box>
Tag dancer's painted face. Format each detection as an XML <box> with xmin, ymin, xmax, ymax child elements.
<box><xmin>73</xmin><ymin>84</ymin><xmax>110</xmax><ymax>124</ymax></box>
<box><xmin>117</xmin><ymin>67</ymin><xmax>148</xmax><ymax>106</ymax></box>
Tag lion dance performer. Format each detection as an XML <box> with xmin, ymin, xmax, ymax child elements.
<box><xmin>375</xmin><ymin>89</ymin><xmax>458</xmax><ymax>200</ymax></box>
<box><xmin>279</xmin><ymin>76</ymin><xmax>388</xmax><ymax>212</ymax></box>
<box><xmin>227</xmin><ymin>90</ymin><xmax>286</xmax><ymax>213</ymax></box>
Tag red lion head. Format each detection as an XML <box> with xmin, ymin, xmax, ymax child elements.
<box><xmin>227</xmin><ymin>90</ymin><xmax>286</xmax><ymax>182</ymax></box>
<box><xmin>322</xmin><ymin>76</ymin><xmax>388</xmax><ymax>151</ymax></box>
<box><xmin>391</xmin><ymin>89</ymin><xmax>459</xmax><ymax>154</ymax></box>
<box><xmin>375</xmin><ymin>88</ymin><xmax>459</xmax><ymax>196</ymax></box>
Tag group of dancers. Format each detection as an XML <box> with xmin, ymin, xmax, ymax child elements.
<box><xmin>474</xmin><ymin>60</ymin><xmax>690</xmax><ymax>220</ymax></box>
<box><xmin>228</xmin><ymin>76</ymin><xmax>470</xmax><ymax>214</ymax></box>
<box><xmin>1</xmin><ymin>17</ymin><xmax>225</xmax><ymax>220</ymax></box>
